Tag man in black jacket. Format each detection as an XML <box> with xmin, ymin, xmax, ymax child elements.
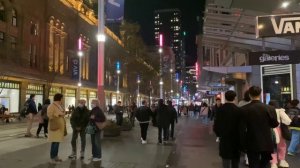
<box><xmin>167</xmin><ymin>100</ymin><xmax>178</xmax><ymax>140</ymax></box>
<box><xmin>156</xmin><ymin>99</ymin><xmax>170</xmax><ymax>144</ymax></box>
<box><xmin>68</xmin><ymin>99</ymin><xmax>90</xmax><ymax>159</ymax></box>
<box><xmin>240</xmin><ymin>86</ymin><xmax>279</xmax><ymax>168</ymax></box>
<box><xmin>25</xmin><ymin>94</ymin><xmax>38</xmax><ymax>137</ymax></box>
<box><xmin>214</xmin><ymin>90</ymin><xmax>241</xmax><ymax>168</ymax></box>
<box><xmin>135</xmin><ymin>100</ymin><xmax>152</xmax><ymax>144</ymax></box>
<box><xmin>114</xmin><ymin>101</ymin><xmax>124</xmax><ymax>126</ymax></box>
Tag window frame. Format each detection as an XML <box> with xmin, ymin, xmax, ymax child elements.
<box><xmin>11</xmin><ymin>8</ymin><xmax>17</xmax><ymax>26</ymax></box>
<box><xmin>0</xmin><ymin>2</ymin><xmax>5</xmax><ymax>22</ymax></box>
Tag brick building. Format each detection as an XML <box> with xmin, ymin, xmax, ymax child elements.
<box><xmin>0</xmin><ymin>0</ymin><xmax>129</xmax><ymax>112</ymax></box>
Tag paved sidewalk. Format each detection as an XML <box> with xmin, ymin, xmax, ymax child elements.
<box><xmin>166</xmin><ymin>117</ymin><xmax>300</xmax><ymax>168</ymax></box>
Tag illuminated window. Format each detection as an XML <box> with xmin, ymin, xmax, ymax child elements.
<box><xmin>30</xmin><ymin>22</ymin><xmax>39</xmax><ymax>36</ymax></box>
<box><xmin>0</xmin><ymin>2</ymin><xmax>5</xmax><ymax>21</ymax></box>
<box><xmin>10</xmin><ymin>36</ymin><xmax>16</xmax><ymax>49</ymax></box>
<box><xmin>11</xmin><ymin>8</ymin><xmax>17</xmax><ymax>26</ymax></box>
<box><xmin>0</xmin><ymin>31</ymin><xmax>4</xmax><ymax>42</ymax></box>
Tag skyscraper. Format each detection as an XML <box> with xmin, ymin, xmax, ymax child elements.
<box><xmin>154</xmin><ymin>9</ymin><xmax>183</xmax><ymax>74</ymax></box>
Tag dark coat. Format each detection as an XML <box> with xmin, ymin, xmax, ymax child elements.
<box><xmin>213</xmin><ymin>103</ymin><xmax>241</xmax><ymax>159</ymax></box>
<box><xmin>70</xmin><ymin>106</ymin><xmax>90</xmax><ymax>129</ymax></box>
<box><xmin>156</xmin><ymin>104</ymin><xmax>170</xmax><ymax>127</ymax></box>
<box><xmin>114</xmin><ymin>105</ymin><xmax>124</xmax><ymax>115</ymax></box>
<box><xmin>240</xmin><ymin>100</ymin><xmax>279</xmax><ymax>153</ymax></box>
<box><xmin>168</xmin><ymin>105</ymin><xmax>178</xmax><ymax>123</ymax></box>
<box><xmin>27</xmin><ymin>99</ymin><xmax>38</xmax><ymax>114</ymax></box>
<box><xmin>135</xmin><ymin>105</ymin><xmax>152</xmax><ymax>123</ymax></box>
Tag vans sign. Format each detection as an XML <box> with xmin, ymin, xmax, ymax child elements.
<box><xmin>256</xmin><ymin>14</ymin><xmax>300</xmax><ymax>38</ymax></box>
<box><xmin>249</xmin><ymin>50</ymin><xmax>300</xmax><ymax>65</ymax></box>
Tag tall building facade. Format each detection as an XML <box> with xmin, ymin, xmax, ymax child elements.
<box><xmin>154</xmin><ymin>9</ymin><xmax>183</xmax><ymax>74</ymax></box>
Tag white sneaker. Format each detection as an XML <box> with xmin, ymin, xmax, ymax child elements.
<box><xmin>142</xmin><ymin>140</ymin><xmax>147</xmax><ymax>144</ymax></box>
<box><xmin>271</xmin><ymin>163</ymin><xmax>278</xmax><ymax>168</ymax></box>
<box><xmin>68</xmin><ymin>152</ymin><xmax>76</xmax><ymax>159</ymax></box>
<box><xmin>92</xmin><ymin>158</ymin><xmax>102</xmax><ymax>162</ymax></box>
<box><xmin>279</xmin><ymin>160</ymin><xmax>289</xmax><ymax>168</ymax></box>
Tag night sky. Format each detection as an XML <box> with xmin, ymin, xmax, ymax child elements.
<box><xmin>124</xmin><ymin>0</ymin><xmax>206</xmax><ymax>66</ymax></box>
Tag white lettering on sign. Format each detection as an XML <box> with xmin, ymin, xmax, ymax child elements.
<box><xmin>259</xmin><ymin>53</ymin><xmax>290</xmax><ymax>63</ymax></box>
<box><xmin>271</xmin><ymin>17</ymin><xmax>300</xmax><ymax>34</ymax></box>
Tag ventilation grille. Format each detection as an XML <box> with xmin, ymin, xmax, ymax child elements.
<box><xmin>262</xmin><ymin>64</ymin><xmax>291</xmax><ymax>76</ymax></box>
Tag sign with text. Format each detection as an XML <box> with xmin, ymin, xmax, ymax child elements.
<box><xmin>249</xmin><ymin>50</ymin><xmax>300</xmax><ymax>65</ymax></box>
<box><xmin>71</xmin><ymin>58</ymin><xmax>79</xmax><ymax>80</ymax></box>
<box><xmin>106</xmin><ymin>0</ymin><xmax>124</xmax><ymax>23</ymax></box>
<box><xmin>210</xmin><ymin>86</ymin><xmax>229</xmax><ymax>92</ymax></box>
<box><xmin>257</xmin><ymin>14</ymin><xmax>300</xmax><ymax>38</ymax></box>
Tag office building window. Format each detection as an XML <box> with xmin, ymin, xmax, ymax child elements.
<box><xmin>0</xmin><ymin>32</ymin><xmax>4</xmax><ymax>42</ymax></box>
<box><xmin>11</xmin><ymin>8</ymin><xmax>17</xmax><ymax>26</ymax></box>
<box><xmin>10</xmin><ymin>36</ymin><xmax>16</xmax><ymax>49</ymax></box>
<box><xmin>30</xmin><ymin>22</ymin><xmax>39</xmax><ymax>36</ymax></box>
<box><xmin>0</xmin><ymin>2</ymin><xmax>5</xmax><ymax>21</ymax></box>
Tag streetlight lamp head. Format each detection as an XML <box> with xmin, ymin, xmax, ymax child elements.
<box><xmin>170</xmin><ymin>69</ymin><xmax>173</xmax><ymax>73</ymax></box>
<box><xmin>97</xmin><ymin>34</ymin><xmax>106</xmax><ymax>42</ymax></box>
<box><xmin>117</xmin><ymin>70</ymin><xmax>121</xmax><ymax>74</ymax></box>
<box><xmin>78</xmin><ymin>51</ymin><xmax>84</xmax><ymax>57</ymax></box>
<box><xmin>137</xmin><ymin>80</ymin><xmax>141</xmax><ymax>83</ymax></box>
<box><xmin>78</xmin><ymin>82</ymin><xmax>82</xmax><ymax>87</ymax></box>
<box><xmin>281</xmin><ymin>1</ymin><xmax>290</xmax><ymax>8</ymax></box>
<box><xmin>159</xmin><ymin>81</ymin><xmax>164</xmax><ymax>85</ymax></box>
<box><xmin>176</xmin><ymin>79</ymin><xmax>179</xmax><ymax>82</ymax></box>
<box><xmin>159</xmin><ymin>48</ymin><xmax>163</xmax><ymax>53</ymax></box>
<box><xmin>171</xmin><ymin>90</ymin><xmax>174</xmax><ymax>93</ymax></box>
<box><xmin>117</xmin><ymin>90</ymin><xmax>120</xmax><ymax>94</ymax></box>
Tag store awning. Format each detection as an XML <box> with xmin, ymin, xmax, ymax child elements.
<box><xmin>203</xmin><ymin>66</ymin><xmax>252</xmax><ymax>74</ymax></box>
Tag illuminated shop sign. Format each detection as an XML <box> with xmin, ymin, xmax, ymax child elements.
<box><xmin>249</xmin><ymin>50</ymin><xmax>300</xmax><ymax>65</ymax></box>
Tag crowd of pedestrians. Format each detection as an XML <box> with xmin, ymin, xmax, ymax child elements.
<box><xmin>212</xmin><ymin>86</ymin><xmax>300</xmax><ymax>168</ymax></box>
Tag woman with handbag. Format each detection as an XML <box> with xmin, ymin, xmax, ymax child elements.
<box><xmin>87</xmin><ymin>99</ymin><xmax>106</xmax><ymax>162</ymax></box>
<box><xmin>269</xmin><ymin>100</ymin><xmax>291</xmax><ymax>168</ymax></box>
<box><xmin>47</xmin><ymin>93</ymin><xmax>66</xmax><ymax>164</ymax></box>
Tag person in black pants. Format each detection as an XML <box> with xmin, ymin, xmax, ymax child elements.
<box><xmin>240</xmin><ymin>86</ymin><xmax>279</xmax><ymax>168</ymax></box>
<box><xmin>156</xmin><ymin>99</ymin><xmax>170</xmax><ymax>144</ymax></box>
<box><xmin>135</xmin><ymin>100</ymin><xmax>152</xmax><ymax>144</ymax></box>
<box><xmin>167</xmin><ymin>100</ymin><xmax>177</xmax><ymax>140</ymax></box>
<box><xmin>36</xmin><ymin>99</ymin><xmax>50</xmax><ymax>138</ymax></box>
<box><xmin>213</xmin><ymin>91</ymin><xmax>241</xmax><ymax>168</ymax></box>
<box><xmin>114</xmin><ymin>101</ymin><xmax>124</xmax><ymax>126</ymax></box>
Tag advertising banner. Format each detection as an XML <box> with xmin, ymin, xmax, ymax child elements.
<box><xmin>256</xmin><ymin>14</ymin><xmax>300</xmax><ymax>38</ymax></box>
<box><xmin>249</xmin><ymin>50</ymin><xmax>300</xmax><ymax>65</ymax></box>
<box><xmin>71</xmin><ymin>58</ymin><xmax>79</xmax><ymax>79</ymax></box>
<box><xmin>106</xmin><ymin>0</ymin><xmax>124</xmax><ymax>23</ymax></box>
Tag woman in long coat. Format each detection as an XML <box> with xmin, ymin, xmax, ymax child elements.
<box><xmin>47</xmin><ymin>93</ymin><xmax>65</xmax><ymax>164</ymax></box>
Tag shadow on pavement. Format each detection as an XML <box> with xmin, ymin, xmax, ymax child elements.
<box><xmin>32</xmin><ymin>160</ymin><xmax>103</xmax><ymax>168</ymax></box>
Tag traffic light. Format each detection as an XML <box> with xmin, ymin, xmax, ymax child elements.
<box><xmin>183</xmin><ymin>31</ymin><xmax>187</xmax><ymax>36</ymax></box>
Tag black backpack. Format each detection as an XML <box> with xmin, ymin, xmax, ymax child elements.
<box><xmin>19</xmin><ymin>100</ymin><xmax>30</xmax><ymax>118</ymax></box>
<box><xmin>289</xmin><ymin>107</ymin><xmax>300</xmax><ymax>127</ymax></box>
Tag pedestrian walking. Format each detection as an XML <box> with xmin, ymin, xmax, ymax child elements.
<box><xmin>150</xmin><ymin>104</ymin><xmax>157</xmax><ymax>127</ymax></box>
<box><xmin>88</xmin><ymin>99</ymin><xmax>106</xmax><ymax>162</ymax></box>
<box><xmin>156</xmin><ymin>99</ymin><xmax>170</xmax><ymax>144</ymax></box>
<box><xmin>238</xmin><ymin>90</ymin><xmax>251</xmax><ymax>166</ymax></box>
<box><xmin>129</xmin><ymin>102</ymin><xmax>137</xmax><ymax>127</ymax></box>
<box><xmin>47</xmin><ymin>93</ymin><xmax>66</xmax><ymax>164</ymax></box>
<box><xmin>213</xmin><ymin>90</ymin><xmax>241</xmax><ymax>168</ymax></box>
<box><xmin>25</xmin><ymin>94</ymin><xmax>38</xmax><ymax>137</ymax></box>
<box><xmin>287</xmin><ymin>99</ymin><xmax>300</xmax><ymax>156</ymax></box>
<box><xmin>167</xmin><ymin>100</ymin><xmax>178</xmax><ymax>140</ymax></box>
<box><xmin>188</xmin><ymin>103</ymin><xmax>195</xmax><ymax>117</ymax></box>
<box><xmin>68</xmin><ymin>99</ymin><xmax>90</xmax><ymax>159</ymax></box>
<box><xmin>194</xmin><ymin>104</ymin><xmax>200</xmax><ymax>119</ymax></box>
<box><xmin>135</xmin><ymin>100</ymin><xmax>152</xmax><ymax>144</ymax></box>
<box><xmin>200</xmin><ymin>103</ymin><xmax>209</xmax><ymax>125</ymax></box>
<box><xmin>210</xmin><ymin>98</ymin><xmax>222</xmax><ymax>121</ymax></box>
<box><xmin>240</xmin><ymin>86</ymin><xmax>279</xmax><ymax>168</ymax></box>
<box><xmin>114</xmin><ymin>101</ymin><xmax>124</xmax><ymax>126</ymax></box>
<box><xmin>269</xmin><ymin>100</ymin><xmax>291</xmax><ymax>168</ymax></box>
<box><xmin>36</xmin><ymin>99</ymin><xmax>50</xmax><ymax>138</ymax></box>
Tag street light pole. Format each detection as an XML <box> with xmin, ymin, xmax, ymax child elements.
<box><xmin>116</xmin><ymin>61</ymin><xmax>121</xmax><ymax>101</ymax></box>
<box><xmin>159</xmin><ymin>34</ymin><xmax>164</xmax><ymax>99</ymax></box>
<box><xmin>170</xmin><ymin>69</ymin><xmax>173</xmax><ymax>100</ymax></box>
<box><xmin>97</xmin><ymin>0</ymin><xmax>106</xmax><ymax>110</ymax></box>
<box><xmin>77</xmin><ymin>37</ymin><xmax>83</xmax><ymax>105</ymax></box>
<box><xmin>137</xmin><ymin>75</ymin><xmax>141</xmax><ymax>106</ymax></box>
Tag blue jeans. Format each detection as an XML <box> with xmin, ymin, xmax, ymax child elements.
<box><xmin>91</xmin><ymin>131</ymin><xmax>102</xmax><ymax>158</ymax></box>
<box><xmin>50</xmin><ymin>142</ymin><xmax>60</xmax><ymax>159</ymax></box>
<box><xmin>288</xmin><ymin>130</ymin><xmax>300</xmax><ymax>153</ymax></box>
<box><xmin>200</xmin><ymin>115</ymin><xmax>209</xmax><ymax>125</ymax></box>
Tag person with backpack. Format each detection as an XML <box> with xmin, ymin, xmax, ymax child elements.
<box><xmin>268</xmin><ymin>100</ymin><xmax>291</xmax><ymax>168</ymax></box>
<box><xmin>287</xmin><ymin>99</ymin><xmax>300</xmax><ymax>156</ymax></box>
<box><xmin>156</xmin><ymin>99</ymin><xmax>170</xmax><ymax>144</ymax></box>
<box><xmin>25</xmin><ymin>94</ymin><xmax>38</xmax><ymax>137</ymax></box>
<box><xmin>135</xmin><ymin>100</ymin><xmax>152</xmax><ymax>144</ymax></box>
<box><xmin>36</xmin><ymin>99</ymin><xmax>50</xmax><ymax>138</ymax></box>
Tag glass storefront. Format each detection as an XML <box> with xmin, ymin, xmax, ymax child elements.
<box><xmin>0</xmin><ymin>81</ymin><xmax>20</xmax><ymax>113</ymax></box>
<box><xmin>65</xmin><ymin>89</ymin><xmax>76</xmax><ymax>111</ymax></box>
<box><xmin>89</xmin><ymin>91</ymin><xmax>97</xmax><ymax>109</ymax></box>
<box><xmin>49</xmin><ymin>87</ymin><xmax>62</xmax><ymax>102</ymax></box>
<box><xmin>26</xmin><ymin>84</ymin><xmax>44</xmax><ymax>109</ymax></box>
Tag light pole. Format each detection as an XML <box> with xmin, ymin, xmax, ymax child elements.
<box><xmin>159</xmin><ymin>34</ymin><xmax>164</xmax><ymax>99</ymax></box>
<box><xmin>170</xmin><ymin>68</ymin><xmax>173</xmax><ymax>100</ymax></box>
<box><xmin>77</xmin><ymin>37</ymin><xmax>84</xmax><ymax>104</ymax></box>
<box><xmin>97</xmin><ymin>0</ymin><xmax>106</xmax><ymax>110</ymax></box>
<box><xmin>116</xmin><ymin>61</ymin><xmax>121</xmax><ymax>101</ymax></box>
<box><xmin>137</xmin><ymin>75</ymin><xmax>141</xmax><ymax>106</ymax></box>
